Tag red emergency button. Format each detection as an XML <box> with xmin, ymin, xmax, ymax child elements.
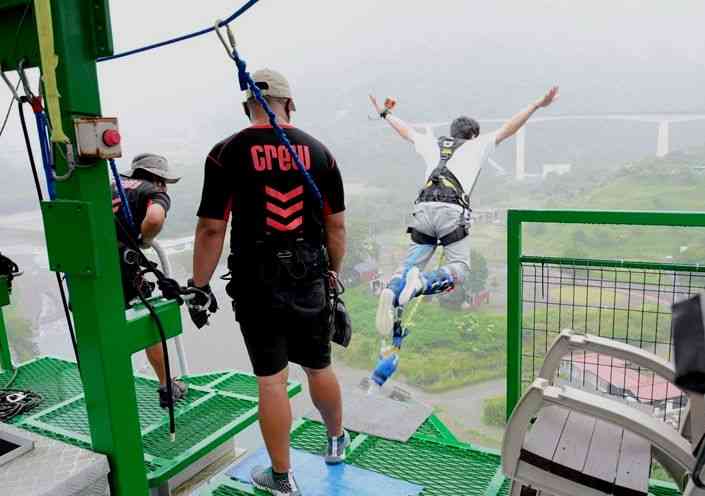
<box><xmin>102</xmin><ymin>129</ymin><xmax>122</xmax><ymax>147</ymax></box>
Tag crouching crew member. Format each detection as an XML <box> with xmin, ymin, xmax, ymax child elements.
<box><xmin>190</xmin><ymin>69</ymin><xmax>348</xmax><ymax>496</ymax></box>
<box><xmin>111</xmin><ymin>153</ymin><xmax>188</xmax><ymax>407</ymax></box>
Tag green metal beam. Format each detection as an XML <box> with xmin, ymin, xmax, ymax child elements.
<box><xmin>125</xmin><ymin>301</ymin><xmax>181</xmax><ymax>354</ymax></box>
<box><xmin>0</xmin><ymin>1</ymin><xmax>40</xmax><ymax>70</ymax></box>
<box><xmin>520</xmin><ymin>255</ymin><xmax>705</xmax><ymax>274</ymax></box>
<box><xmin>506</xmin><ymin>211</ymin><xmax>523</xmax><ymax>419</ymax></box>
<box><xmin>0</xmin><ymin>277</ymin><xmax>13</xmax><ymax>372</ymax></box>
<box><xmin>39</xmin><ymin>0</ymin><xmax>150</xmax><ymax>493</ymax></box>
<box><xmin>0</xmin><ymin>1</ymin><xmax>169</xmax><ymax>494</ymax></box>
<box><xmin>507</xmin><ymin>209</ymin><xmax>705</xmax><ymax>227</ymax></box>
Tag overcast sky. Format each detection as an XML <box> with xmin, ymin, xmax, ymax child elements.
<box><xmin>2</xmin><ymin>0</ymin><xmax>704</xmax><ymax>170</ymax></box>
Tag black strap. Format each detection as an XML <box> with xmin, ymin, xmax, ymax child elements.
<box><xmin>407</xmin><ymin>227</ymin><xmax>437</xmax><ymax>246</ymax></box>
<box><xmin>0</xmin><ymin>252</ymin><xmax>19</xmax><ymax>282</ymax></box>
<box><xmin>407</xmin><ymin>224</ymin><xmax>469</xmax><ymax>246</ymax></box>
<box><xmin>416</xmin><ymin>137</ymin><xmax>469</xmax><ymax>208</ymax></box>
<box><xmin>439</xmin><ymin>224</ymin><xmax>469</xmax><ymax>246</ymax></box>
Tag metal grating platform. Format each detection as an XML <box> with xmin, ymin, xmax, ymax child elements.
<box><xmin>412</xmin><ymin>414</ymin><xmax>459</xmax><ymax>444</ymax></box>
<box><xmin>0</xmin><ymin>356</ymin><xmax>302</xmax><ymax>488</ymax></box>
<box><xmin>0</xmin><ymin>356</ymin><xmax>84</xmax><ymax>424</ymax></box>
<box><xmin>198</xmin><ymin>418</ymin><xmax>683</xmax><ymax>496</ymax></box>
<box><xmin>200</xmin><ymin>418</ymin><xmax>507</xmax><ymax>496</ymax></box>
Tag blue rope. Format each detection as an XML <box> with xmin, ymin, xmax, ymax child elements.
<box><xmin>108</xmin><ymin>159</ymin><xmax>138</xmax><ymax>235</ymax></box>
<box><xmin>33</xmin><ymin>110</ymin><xmax>56</xmax><ymax>199</ymax></box>
<box><xmin>230</xmin><ymin>48</ymin><xmax>323</xmax><ymax>208</ymax></box>
<box><xmin>97</xmin><ymin>0</ymin><xmax>261</xmax><ymax>62</ymax></box>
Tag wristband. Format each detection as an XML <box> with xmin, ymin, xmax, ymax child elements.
<box><xmin>380</xmin><ymin>109</ymin><xmax>391</xmax><ymax>119</ymax></box>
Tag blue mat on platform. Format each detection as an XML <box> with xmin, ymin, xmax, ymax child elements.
<box><xmin>227</xmin><ymin>448</ymin><xmax>424</xmax><ymax>496</ymax></box>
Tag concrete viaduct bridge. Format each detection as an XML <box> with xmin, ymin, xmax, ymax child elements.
<box><xmin>415</xmin><ymin>113</ymin><xmax>705</xmax><ymax>179</ymax></box>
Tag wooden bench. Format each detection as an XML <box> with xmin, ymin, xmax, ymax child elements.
<box><xmin>513</xmin><ymin>405</ymin><xmax>652</xmax><ymax>496</ymax></box>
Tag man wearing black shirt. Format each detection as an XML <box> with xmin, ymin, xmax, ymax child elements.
<box><xmin>112</xmin><ymin>153</ymin><xmax>187</xmax><ymax>407</ymax></box>
<box><xmin>190</xmin><ymin>69</ymin><xmax>347</xmax><ymax>495</ymax></box>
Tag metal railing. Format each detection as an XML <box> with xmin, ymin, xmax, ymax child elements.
<box><xmin>506</xmin><ymin>209</ymin><xmax>705</xmax><ymax>423</ymax></box>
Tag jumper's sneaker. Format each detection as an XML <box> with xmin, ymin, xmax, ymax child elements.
<box><xmin>375</xmin><ymin>276</ymin><xmax>404</xmax><ymax>336</ymax></box>
<box><xmin>158</xmin><ymin>380</ymin><xmax>188</xmax><ymax>409</ymax></box>
<box><xmin>399</xmin><ymin>267</ymin><xmax>455</xmax><ymax>306</ymax></box>
<box><xmin>325</xmin><ymin>430</ymin><xmax>351</xmax><ymax>464</ymax></box>
<box><xmin>398</xmin><ymin>267</ymin><xmax>424</xmax><ymax>306</ymax></box>
<box><xmin>250</xmin><ymin>466</ymin><xmax>301</xmax><ymax>496</ymax></box>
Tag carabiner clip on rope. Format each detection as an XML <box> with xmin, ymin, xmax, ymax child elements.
<box><xmin>214</xmin><ymin>19</ymin><xmax>238</xmax><ymax>61</ymax></box>
<box><xmin>212</xmin><ymin>21</ymin><xmax>324</xmax><ymax>207</ymax></box>
<box><xmin>17</xmin><ymin>59</ymin><xmax>78</xmax><ymax>183</ymax></box>
<box><xmin>17</xmin><ymin>59</ymin><xmax>36</xmax><ymax>101</ymax></box>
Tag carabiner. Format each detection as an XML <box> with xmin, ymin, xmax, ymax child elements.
<box><xmin>17</xmin><ymin>59</ymin><xmax>36</xmax><ymax>100</ymax></box>
<box><xmin>214</xmin><ymin>19</ymin><xmax>237</xmax><ymax>60</ymax></box>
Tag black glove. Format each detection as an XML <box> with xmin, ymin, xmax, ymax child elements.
<box><xmin>186</xmin><ymin>279</ymin><xmax>218</xmax><ymax>329</ymax></box>
<box><xmin>0</xmin><ymin>252</ymin><xmax>20</xmax><ymax>291</ymax></box>
<box><xmin>157</xmin><ymin>277</ymin><xmax>184</xmax><ymax>304</ymax></box>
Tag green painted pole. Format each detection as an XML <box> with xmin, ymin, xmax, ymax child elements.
<box><xmin>0</xmin><ymin>277</ymin><xmax>13</xmax><ymax>372</ymax></box>
<box><xmin>504</xmin><ymin>209</ymin><xmax>705</xmax><ymax>228</ymax></box>
<box><xmin>35</xmin><ymin>1</ymin><xmax>148</xmax><ymax>494</ymax></box>
<box><xmin>506</xmin><ymin>210</ymin><xmax>523</xmax><ymax>420</ymax></box>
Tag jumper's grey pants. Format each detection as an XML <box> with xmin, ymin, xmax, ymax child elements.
<box><xmin>394</xmin><ymin>202</ymin><xmax>471</xmax><ymax>284</ymax></box>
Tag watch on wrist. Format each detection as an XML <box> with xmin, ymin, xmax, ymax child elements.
<box><xmin>380</xmin><ymin>108</ymin><xmax>391</xmax><ymax>119</ymax></box>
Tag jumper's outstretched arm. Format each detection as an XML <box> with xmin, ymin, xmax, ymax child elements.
<box><xmin>369</xmin><ymin>94</ymin><xmax>415</xmax><ymax>143</ymax></box>
<box><xmin>495</xmin><ymin>85</ymin><xmax>559</xmax><ymax>145</ymax></box>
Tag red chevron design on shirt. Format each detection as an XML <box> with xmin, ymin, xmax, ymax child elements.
<box><xmin>266</xmin><ymin>201</ymin><xmax>304</xmax><ymax>218</ymax></box>
<box><xmin>266</xmin><ymin>217</ymin><xmax>304</xmax><ymax>232</ymax></box>
<box><xmin>265</xmin><ymin>185</ymin><xmax>304</xmax><ymax>203</ymax></box>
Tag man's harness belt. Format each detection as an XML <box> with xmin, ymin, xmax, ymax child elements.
<box><xmin>409</xmin><ymin>136</ymin><xmax>470</xmax><ymax>246</ymax></box>
<box><xmin>229</xmin><ymin>237</ymin><xmax>328</xmax><ymax>286</ymax></box>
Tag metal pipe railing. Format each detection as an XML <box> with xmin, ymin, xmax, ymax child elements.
<box><xmin>150</xmin><ymin>241</ymin><xmax>190</xmax><ymax>377</ymax></box>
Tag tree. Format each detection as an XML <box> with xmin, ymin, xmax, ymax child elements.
<box><xmin>467</xmin><ymin>250</ymin><xmax>489</xmax><ymax>294</ymax></box>
<box><xmin>342</xmin><ymin>221</ymin><xmax>378</xmax><ymax>279</ymax></box>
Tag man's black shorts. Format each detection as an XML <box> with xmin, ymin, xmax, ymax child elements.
<box><xmin>232</xmin><ymin>277</ymin><xmax>331</xmax><ymax>377</ymax></box>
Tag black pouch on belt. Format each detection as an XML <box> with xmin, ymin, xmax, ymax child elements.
<box><xmin>326</xmin><ymin>274</ymin><xmax>352</xmax><ymax>348</ymax></box>
<box><xmin>331</xmin><ymin>298</ymin><xmax>352</xmax><ymax>347</ymax></box>
<box><xmin>672</xmin><ymin>293</ymin><xmax>705</xmax><ymax>394</ymax></box>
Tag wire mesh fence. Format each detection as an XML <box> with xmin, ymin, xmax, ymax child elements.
<box><xmin>521</xmin><ymin>260</ymin><xmax>705</xmax><ymax>429</ymax></box>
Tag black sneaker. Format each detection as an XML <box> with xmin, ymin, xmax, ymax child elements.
<box><xmin>325</xmin><ymin>429</ymin><xmax>351</xmax><ymax>464</ymax></box>
<box><xmin>250</xmin><ymin>465</ymin><xmax>301</xmax><ymax>496</ymax></box>
<box><xmin>158</xmin><ymin>380</ymin><xmax>188</xmax><ymax>409</ymax></box>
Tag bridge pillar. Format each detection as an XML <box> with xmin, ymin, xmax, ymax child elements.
<box><xmin>516</xmin><ymin>127</ymin><xmax>526</xmax><ymax>180</ymax></box>
<box><xmin>657</xmin><ymin>121</ymin><xmax>670</xmax><ymax>157</ymax></box>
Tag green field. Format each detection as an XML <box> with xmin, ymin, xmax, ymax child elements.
<box><xmin>339</xmin><ymin>286</ymin><xmax>507</xmax><ymax>392</ymax></box>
